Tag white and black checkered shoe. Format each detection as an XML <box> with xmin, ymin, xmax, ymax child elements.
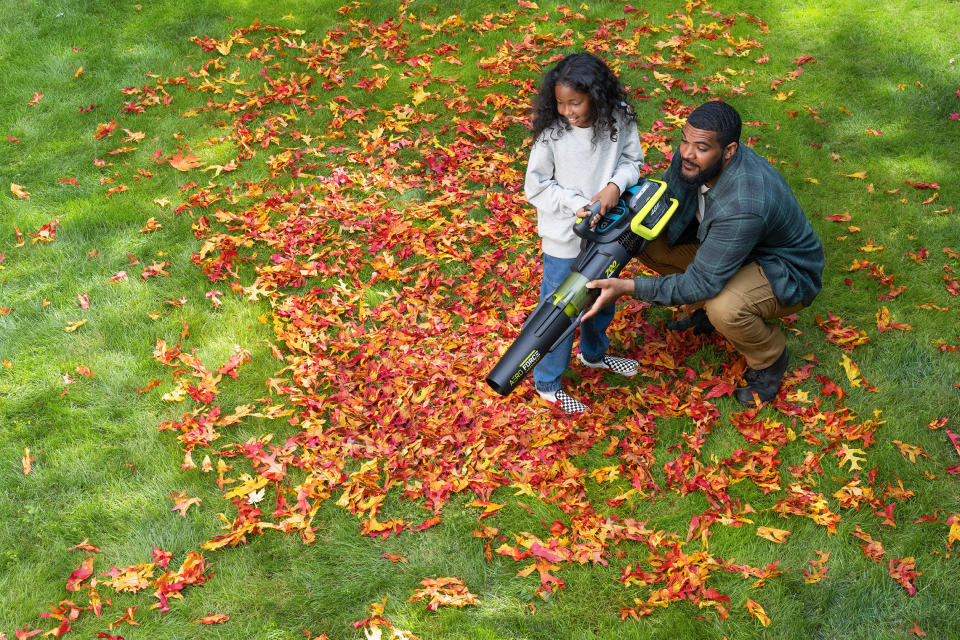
<box><xmin>538</xmin><ymin>389</ymin><xmax>589</xmax><ymax>415</ymax></box>
<box><xmin>577</xmin><ymin>353</ymin><xmax>639</xmax><ymax>378</ymax></box>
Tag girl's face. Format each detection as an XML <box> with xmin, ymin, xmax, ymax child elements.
<box><xmin>554</xmin><ymin>83</ymin><xmax>592</xmax><ymax>128</ymax></box>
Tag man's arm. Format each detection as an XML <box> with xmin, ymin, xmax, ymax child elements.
<box><xmin>633</xmin><ymin>210</ymin><xmax>764</xmax><ymax>306</ymax></box>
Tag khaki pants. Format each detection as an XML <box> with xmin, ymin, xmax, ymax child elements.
<box><xmin>638</xmin><ymin>235</ymin><xmax>802</xmax><ymax>369</ymax></box>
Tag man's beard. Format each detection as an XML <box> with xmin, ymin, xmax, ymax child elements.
<box><xmin>677</xmin><ymin>154</ymin><xmax>724</xmax><ymax>189</ymax></box>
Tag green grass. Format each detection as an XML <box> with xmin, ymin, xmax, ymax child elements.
<box><xmin>2</xmin><ymin>0</ymin><xmax>960</xmax><ymax>639</ymax></box>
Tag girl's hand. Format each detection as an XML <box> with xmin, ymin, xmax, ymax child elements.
<box><xmin>590</xmin><ymin>182</ymin><xmax>621</xmax><ymax>215</ymax></box>
<box><xmin>578</xmin><ymin>183</ymin><xmax>621</xmax><ymax>228</ymax></box>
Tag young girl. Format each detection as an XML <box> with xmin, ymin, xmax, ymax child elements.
<box><xmin>524</xmin><ymin>52</ymin><xmax>643</xmax><ymax>415</ymax></box>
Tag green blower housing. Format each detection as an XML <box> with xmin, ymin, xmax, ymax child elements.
<box><xmin>485</xmin><ymin>178</ymin><xmax>678</xmax><ymax>396</ymax></box>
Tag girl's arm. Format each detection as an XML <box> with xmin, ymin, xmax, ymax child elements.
<box><xmin>583</xmin><ymin>118</ymin><xmax>644</xmax><ymax>216</ymax></box>
<box><xmin>607</xmin><ymin>118</ymin><xmax>644</xmax><ymax>195</ymax></box>
<box><xmin>524</xmin><ymin>137</ymin><xmax>590</xmax><ymax>216</ymax></box>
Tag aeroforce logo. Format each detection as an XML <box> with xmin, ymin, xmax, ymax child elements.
<box><xmin>509</xmin><ymin>349</ymin><xmax>541</xmax><ymax>385</ymax></box>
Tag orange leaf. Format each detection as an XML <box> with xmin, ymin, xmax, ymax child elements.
<box><xmin>756</xmin><ymin>526</ymin><xmax>791</xmax><ymax>544</ymax></box>
<box><xmin>168</xmin><ymin>152</ymin><xmax>204</xmax><ymax>171</ymax></box>
<box><xmin>194</xmin><ymin>614</ymin><xmax>229</xmax><ymax>624</ymax></box>
<box><xmin>744</xmin><ymin>598</ymin><xmax>771</xmax><ymax>626</ymax></box>
<box><xmin>10</xmin><ymin>183</ymin><xmax>29</xmax><ymax>199</ymax></box>
<box><xmin>169</xmin><ymin>490</ymin><xmax>202</xmax><ymax>516</ymax></box>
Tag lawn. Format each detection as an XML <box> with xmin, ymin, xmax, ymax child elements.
<box><xmin>1</xmin><ymin>1</ymin><xmax>958</xmax><ymax>639</ymax></box>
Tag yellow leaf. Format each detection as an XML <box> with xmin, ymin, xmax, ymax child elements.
<box><xmin>745</xmin><ymin>599</ymin><xmax>771</xmax><ymax>626</ymax></box>
<box><xmin>842</xmin><ymin>171</ymin><xmax>867</xmax><ymax>179</ymax></box>
<box><xmin>411</xmin><ymin>86</ymin><xmax>431</xmax><ymax>106</ymax></box>
<box><xmin>756</xmin><ymin>526</ymin><xmax>791</xmax><ymax>544</ymax></box>
<box><xmin>10</xmin><ymin>183</ymin><xmax>29</xmax><ymax>199</ymax></box>
<box><xmin>840</xmin><ymin>354</ymin><xmax>862</xmax><ymax>387</ymax></box>
<box><xmin>65</xmin><ymin>319</ymin><xmax>88</xmax><ymax>332</ymax></box>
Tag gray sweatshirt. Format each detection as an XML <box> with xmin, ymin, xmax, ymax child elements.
<box><xmin>524</xmin><ymin>118</ymin><xmax>643</xmax><ymax>258</ymax></box>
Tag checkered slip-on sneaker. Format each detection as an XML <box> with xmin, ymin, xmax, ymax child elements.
<box><xmin>577</xmin><ymin>353</ymin><xmax>639</xmax><ymax>378</ymax></box>
<box><xmin>538</xmin><ymin>388</ymin><xmax>589</xmax><ymax>415</ymax></box>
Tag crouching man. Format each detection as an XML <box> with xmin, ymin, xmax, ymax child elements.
<box><xmin>583</xmin><ymin>100</ymin><xmax>824</xmax><ymax>406</ymax></box>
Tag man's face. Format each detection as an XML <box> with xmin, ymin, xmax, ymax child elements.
<box><xmin>677</xmin><ymin>124</ymin><xmax>731</xmax><ymax>188</ymax></box>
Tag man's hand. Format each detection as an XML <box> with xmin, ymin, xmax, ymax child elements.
<box><xmin>582</xmin><ymin>277</ymin><xmax>635</xmax><ymax>320</ymax></box>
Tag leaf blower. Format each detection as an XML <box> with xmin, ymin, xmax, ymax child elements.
<box><xmin>485</xmin><ymin>177</ymin><xmax>678</xmax><ymax>396</ymax></box>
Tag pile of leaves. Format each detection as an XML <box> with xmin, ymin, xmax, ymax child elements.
<box><xmin>11</xmin><ymin>1</ymin><xmax>959</xmax><ymax>637</ymax></box>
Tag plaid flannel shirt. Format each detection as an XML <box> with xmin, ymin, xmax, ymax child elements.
<box><xmin>633</xmin><ymin>144</ymin><xmax>824</xmax><ymax>308</ymax></box>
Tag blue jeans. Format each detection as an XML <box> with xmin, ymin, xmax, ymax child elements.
<box><xmin>532</xmin><ymin>254</ymin><xmax>615</xmax><ymax>393</ymax></box>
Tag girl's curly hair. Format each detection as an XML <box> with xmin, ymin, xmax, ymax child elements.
<box><xmin>530</xmin><ymin>52</ymin><xmax>635</xmax><ymax>145</ymax></box>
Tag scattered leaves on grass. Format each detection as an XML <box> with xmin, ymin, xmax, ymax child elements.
<box><xmin>18</xmin><ymin>4</ymin><xmax>960</xmax><ymax>637</ymax></box>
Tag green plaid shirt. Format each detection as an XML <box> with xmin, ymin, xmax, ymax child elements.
<box><xmin>633</xmin><ymin>144</ymin><xmax>824</xmax><ymax>307</ymax></box>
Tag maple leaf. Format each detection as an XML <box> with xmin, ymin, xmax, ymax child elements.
<box><xmin>150</xmin><ymin>545</ymin><xmax>174</xmax><ymax>569</ymax></box>
<box><xmin>947</xmin><ymin>514</ymin><xmax>960</xmax><ymax>551</ymax></box>
<box><xmin>140</xmin><ymin>217</ymin><xmax>162</xmax><ymax>232</ymax></box>
<box><xmin>65</xmin><ymin>556</ymin><xmax>95</xmax><ymax>591</ymax></box>
<box><xmin>64</xmin><ymin>319</ymin><xmax>88</xmax><ymax>333</ymax></box>
<box><xmin>382</xmin><ymin>553</ymin><xmax>409</xmax><ymax>563</ymax></box>
<box><xmin>121</xmin><ymin>129</ymin><xmax>145</xmax><ymax>143</ymax></box>
<box><xmin>27</xmin><ymin>91</ymin><xmax>43</xmax><ymax>106</ymax></box>
<box><xmin>891</xmin><ymin>441</ymin><xmax>928</xmax><ymax>463</ymax></box>
<box><xmin>466</xmin><ymin>499</ymin><xmax>505</xmax><ymax>518</ymax></box>
<box><xmin>756</xmin><ymin>526</ymin><xmax>791</xmax><ymax>544</ymax></box>
<box><xmin>851</xmin><ymin>525</ymin><xmax>885</xmax><ymax>561</ymax></box>
<box><xmin>66</xmin><ymin>538</ymin><xmax>101</xmax><ymax>553</ymax></box>
<box><xmin>93</xmin><ymin>120</ymin><xmax>118</xmax><ymax>139</ymax></box>
<box><xmin>10</xmin><ymin>183</ymin><xmax>30</xmax><ymax>199</ymax></box>
<box><xmin>408</xmin><ymin>577</ymin><xmax>480</xmax><ymax>610</ymax></box>
<box><xmin>839</xmin><ymin>354</ymin><xmax>862</xmax><ymax>387</ymax></box>
<box><xmin>194</xmin><ymin>614</ymin><xmax>229</xmax><ymax>624</ymax></box>
<box><xmin>744</xmin><ymin>598</ymin><xmax>771</xmax><ymax>627</ymax></box>
<box><xmin>842</xmin><ymin>170</ymin><xmax>867</xmax><ymax>179</ymax></box>
<box><xmin>887</xmin><ymin>557</ymin><xmax>919</xmax><ymax>596</ymax></box>
<box><xmin>168</xmin><ymin>152</ymin><xmax>205</xmax><ymax>171</ymax></box>
<box><xmin>108</xmin><ymin>606</ymin><xmax>139</xmax><ymax>630</ymax></box>
<box><xmin>169</xmin><ymin>490</ymin><xmax>202</xmax><ymax>516</ymax></box>
<box><xmin>824</xmin><ymin>212</ymin><xmax>851</xmax><ymax>222</ymax></box>
<box><xmin>22</xmin><ymin>447</ymin><xmax>33</xmax><ymax>475</ymax></box>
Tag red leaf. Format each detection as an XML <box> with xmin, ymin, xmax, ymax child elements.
<box><xmin>66</xmin><ymin>556</ymin><xmax>95</xmax><ymax>591</ymax></box>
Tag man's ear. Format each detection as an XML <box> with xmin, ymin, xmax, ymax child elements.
<box><xmin>723</xmin><ymin>141</ymin><xmax>739</xmax><ymax>161</ymax></box>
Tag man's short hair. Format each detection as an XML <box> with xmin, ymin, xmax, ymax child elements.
<box><xmin>688</xmin><ymin>101</ymin><xmax>741</xmax><ymax>148</ymax></box>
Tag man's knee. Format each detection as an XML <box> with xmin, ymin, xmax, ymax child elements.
<box><xmin>704</xmin><ymin>295</ymin><xmax>756</xmax><ymax>334</ymax></box>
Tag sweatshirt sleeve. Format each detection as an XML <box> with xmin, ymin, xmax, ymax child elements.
<box><xmin>524</xmin><ymin>136</ymin><xmax>591</xmax><ymax>216</ymax></box>
<box><xmin>607</xmin><ymin>119</ymin><xmax>643</xmax><ymax>194</ymax></box>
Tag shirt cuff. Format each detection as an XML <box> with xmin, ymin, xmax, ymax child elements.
<box><xmin>632</xmin><ymin>276</ymin><xmax>653</xmax><ymax>301</ymax></box>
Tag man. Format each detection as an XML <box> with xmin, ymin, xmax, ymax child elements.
<box><xmin>582</xmin><ymin>100</ymin><xmax>824</xmax><ymax>406</ymax></box>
